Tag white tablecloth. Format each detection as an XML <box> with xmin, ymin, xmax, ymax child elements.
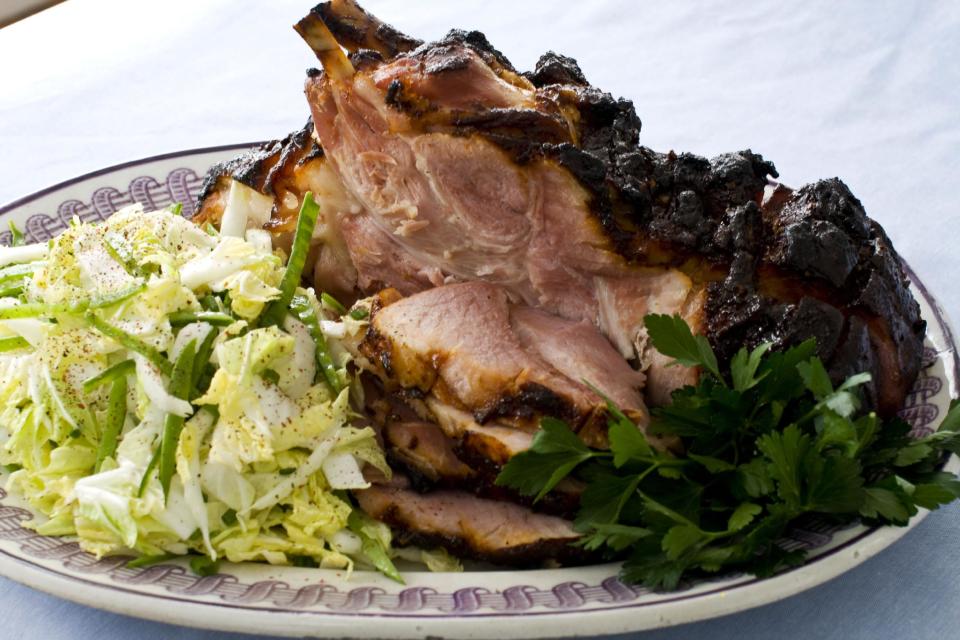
<box><xmin>1</xmin><ymin>1</ymin><xmax>958</xmax><ymax>638</ymax></box>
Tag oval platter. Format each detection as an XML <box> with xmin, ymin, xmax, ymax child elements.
<box><xmin>0</xmin><ymin>145</ymin><xmax>957</xmax><ymax>639</ymax></box>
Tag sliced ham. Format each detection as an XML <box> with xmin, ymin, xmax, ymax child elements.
<box><xmin>354</xmin><ymin>476</ymin><xmax>584</xmax><ymax>565</ymax></box>
<box><xmin>190</xmin><ymin>0</ymin><xmax>928</xmax><ymax>568</ymax></box>
<box><xmin>358</xmin><ymin>282</ymin><xmax>649</xmax><ymax>446</ymax></box>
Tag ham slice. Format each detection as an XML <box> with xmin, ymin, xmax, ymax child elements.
<box><xmin>355</xmin><ymin>475</ymin><xmax>585</xmax><ymax>565</ymax></box>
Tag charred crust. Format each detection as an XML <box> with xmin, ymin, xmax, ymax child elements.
<box><xmin>359</xmin><ymin>322</ymin><xmax>394</xmax><ymax>378</ymax></box>
<box><xmin>765</xmin><ymin>179</ymin><xmax>869</xmax><ymax>287</ymax></box>
<box><xmin>524</xmin><ymin>51</ymin><xmax>588</xmax><ymax>87</ymax></box>
<box><xmin>375</xmin><ymin>22</ymin><xmax>423</xmax><ymax>57</ymax></box>
<box><xmin>348</xmin><ymin>48</ymin><xmax>384</xmax><ymax>70</ymax></box>
<box><xmin>473</xmin><ymin>382</ymin><xmax>579</xmax><ymax>426</ymax></box>
<box><xmin>194</xmin><ymin>118</ymin><xmax>323</xmax><ymax>216</ymax></box>
<box><xmin>264</xmin><ymin>119</ymin><xmax>317</xmax><ymax>189</ymax></box>
<box><xmin>315</xmin><ymin>1</ymin><xmax>366</xmax><ymax>47</ymax></box>
<box><xmin>314</xmin><ymin>0</ymin><xmax>422</xmax><ymax>59</ymax></box>
<box><xmin>429</xmin><ymin>29</ymin><xmax>517</xmax><ymax>73</ymax></box>
<box><xmin>384</xmin><ymin>450</ymin><xmax>443</xmax><ymax>492</ymax></box>
<box><xmin>194</xmin><ymin>142</ymin><xmax>276</xmax><ymax>214</ymax></box>
<box><xmin>397</xmin><ymin>386</ymin><xmax>426</xmax><ymax>401</ymax></box>
<box><xmin>452</xmin><ymin>109</ymin><xmax>573</xmax><ymax>146</ymax></box>
<box><xmin>384</xmin><ymin>79</ymin><xmax>404</xmax><ymax>108</ymax></box>
<box><xmin>283</xmin><ymin>13</ymin><xmax>923</xmax><ymax>415</ymax></box>
<box><xmin>306</xmin><ymin>67</ymin><xmax>322</xmax><ymax>78</ymax></box>
<box><xmin>297</xmin><ymin>140</ymin><xmax>325</xmax><ymax>166</ymax></box>
<box><xmin>357</xmin><ymin>290</ymin><xmax>405</xmax><ymax>378</ymax></box>
<box><xmin>423</xmin><ymin>49</ymin><xmax>472</xmax><ymax>75</ymax></box>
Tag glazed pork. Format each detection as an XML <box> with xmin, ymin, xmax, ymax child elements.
<box><xmin>357</xmin><ymin>282</ymin><xmax>647</xmax><ymax>446</ymax></box>
<box><xmin>197</xmin><ymin>1</ymin><xmax>923</xmax><ymax>417</ymax></box>
<box><xmin>193</xmin><ymin>0</ymin><xmax>927</xmax><ymax>566</ymax></box>
<box><xmin>351</xmin><ymin>282</ymin><xmax>649</xmax><ymax>520</ymax></box>
<box><xmin>354</xmin><ymin>474</ymin><xmax>583</xmax><ymax>565</ymax></box>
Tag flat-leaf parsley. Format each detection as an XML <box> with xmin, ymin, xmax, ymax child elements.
<box><xmin>497</xmin><ymin>313</ymin><xmax>960</xmax><ymax>589</ymax></box>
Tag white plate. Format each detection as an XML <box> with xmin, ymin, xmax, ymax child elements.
<box><xmin>0</xmin><ymin>146</ymin><xmax>956</xmax><ymax>639</ymax></box>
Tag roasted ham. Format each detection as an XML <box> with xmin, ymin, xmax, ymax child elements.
<box><xmin>354</xmin><ymin>474</ymin><xmax>584</xmax><ymax>565</ymax></box>
<box><xmin>193</xmin><ymin>0</ymin><xmax>927</xmax><ymax>567</ymax></box>
<box><xmin>356</xmin><ymin>282</ymin><xmax>648</xmax><ymax>446</ymax></box>
<box><xmin>351</xmin><ymin>283</ymin><xmax>632</xmax><ymax>520</ymax></box>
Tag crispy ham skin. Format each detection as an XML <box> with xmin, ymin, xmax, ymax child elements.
<box><xmin>192</xmin><ymin>0</ymin><xmax>927</xmax><ymax>567</ymax></box>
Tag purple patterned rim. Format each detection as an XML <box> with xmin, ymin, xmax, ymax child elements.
<box><xmin>0</xmin><ymin>143</ymin><xmax>259</xmax><ymax>216</ymax></box>
<box><xmin>0</xmin><ymin>146</ymin><xmax>955</xmax><ymax>621</ymax></box>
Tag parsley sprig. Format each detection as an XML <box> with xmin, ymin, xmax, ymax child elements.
<box><xmin>496</xmin><ymin>313</ymin><xmax>960</xmax><ymax>589</ymax></box>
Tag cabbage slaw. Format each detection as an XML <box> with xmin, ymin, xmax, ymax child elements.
<box><xmin>0</xmin><ymin>189</ymin><xmax>457</xmax><ymax>579</ymax></box>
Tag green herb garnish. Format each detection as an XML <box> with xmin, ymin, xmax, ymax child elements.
<box><xmin>496</xmin><ymin>313</ymin><xmax>960</xmax><ymax>590</ymax></box>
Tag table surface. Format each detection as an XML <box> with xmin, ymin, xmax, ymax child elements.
<box><xmin>1</xmin><ymin>1</ymin><xmax>958</xmax><ymax>638</ymax></box>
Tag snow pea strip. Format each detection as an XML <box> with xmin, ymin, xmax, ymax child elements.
<box><xmin>87</xmin><ymin>283</ymin><xmax>147</xmax><ymax>309</ymax></box>
<box><xmin>198</xmin><ymin>294</ymin><xmax>221</xmax><ymax>312</ymax></box>
<box><xmin>158</xmin><ymin>339</ymin><xmax>197</xmax><ymax>500</ymax></box>
<box><xmin>103</xmin><ymin>239</ymin><xmax>141</xmax><ymax>277</ymax></box>
<box><xmin>0</xmin><ymin>263</ymin><xmax>34</xmax><ymax>284</ymax></box>
<box><xmin>126</xmin><ymin>553</ymin><xmax>177</xmax><ymax>569</ymax></box>
<box><xmin>347</xmin><ymin>511</ymin><xmax>403</xmax><ymax>584</ymax></box>
<box><xmin>289</xmin><ymin>294</ymin><xmax>341</xmax><ymax>393</ymax></box>
<box><xmin>0</xmin><ymin>284</ymin><xmax>24</xmax><ymax>298</ymax></box>
<box><xmin>85</xmin><ymin>313</ymin><xmax>173</xmax><ymax>377</ymax></box>
<box><xmin>320</xmin><ymin>292</ymin><xmax>346</xmax><ymax>315</ymax></box>
<box><xmin>258</xmin><ymin>192</ymin><xmax>320</xmax><ymax>327</ymax></box>
<box><xmin>168</xmin><ymin>310</ymin><xmax>234</xmax><ymax>328</ymax></box>
<box><xmin>137</xmin><ymin>447</ymin><xmax>160</xmax><ymax>498</ymax></box>
<box><xmin>190</xmin><ymin>328</ymin><xmax>218</xmax><ymax>397</ymax></box>
<box><xmin>188</xmin><ymin>555</ymin><xmax>220</xmax><ymax>577</ymax></box>
<box><xmin>8</xmin><ymin>221</ymin><xmax>25</xmax><ymax>246</ymax></box>
<box><xmin>0</xmin><ymin>336</ymin><xmax>29</xmax><ymax>352</ymax></box>
<box><xmin>94</xmin><ymin>376</ymin><xmax>128</xmax><ymax>472</ymax></box>
<box><xmin>0</xmin><ymin>302</ymin><xmax>67</xmax><ymax>319</ymax></box>
<box><xmin>0</xmin><ymin>284</ymin><xmax>145</xmax><ymax>319</ymax></box>
<box><xmin>82</xmin><ymin>359</ymin><xmax>135</xmax><ymax>394</ymax></box>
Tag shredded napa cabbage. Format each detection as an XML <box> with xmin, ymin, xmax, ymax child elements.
<box><xmin>0</xmin><ymin>199</ymin><xmax>450</xmax><ymax>581</ymax></box>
